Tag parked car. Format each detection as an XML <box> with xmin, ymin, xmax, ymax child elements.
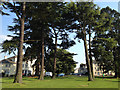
<box><xmin>45</xmin><ymin>72</ymin><xmax>52</xmax><ymax>77</ymax></box>
<box><xmin>72</xmin><ymin>73</ymin><xmax>81</xmax><ymax>76</ymax></box>
<box><xmin>58</xmin><ymin>73</ymin><xmax>65</xmax><ymax>77</ymax></box>
<box><xmin>73</xmin><ymin>73</ymin><xmax>78</xmax><ymax>75</ymax></box>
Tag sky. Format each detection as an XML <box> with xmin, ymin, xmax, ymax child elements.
<box><xmin>0</xmin><ymin>1</ymin><xmax>119</xmax><ymax>68</ymax></box>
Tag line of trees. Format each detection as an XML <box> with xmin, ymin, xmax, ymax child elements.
<box><xmin>1</xmin><ymin>1</ymin><xmax>120</xmax><ymax>83</ymax></box>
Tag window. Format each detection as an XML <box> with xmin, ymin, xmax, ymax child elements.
<box><xmin>5</xmin><ymin>70</ymin><xmax>9</xmax><ymax>74</ymax></box>
<box><xmin>95</xmin><ymin>72</ymin><xmax>96</xmax><ymax>74</ymax></box>
<box><xmin>6</xmin><ymin>64</ymin><xmax>10</xmax><ymax>67</ymax></box>
<box><xmin>7</xmin><ymin>71</ymin><xmax>9</xmax><ymax>74</ymax></box>
<box><xmin>97</xmin><ymin>68</ymin><xmax>99</xmax><ymax>71</ymax></box>
<box><xmin>28</xmin><ymin>70</ymin><xmax>31</xmax><ymax>74</ymax></box>
<box><xmin>25</xmin><ymin>64</ymin><xmax>28</xmax><ymax>68</ymax></box>
<box><xmin>25</xmin><ymin>70</ymin><xmax>27</xmax><ymax>75</ymax></box>
<box><xmin>98</xmin><ymin>72</ymin><xmax>99</xmax><ymax>75</ymax></box>
<box><xmin>22</xmin><ymin>64</ymin><xmax>24</xmax><ymax>68</ymax></box>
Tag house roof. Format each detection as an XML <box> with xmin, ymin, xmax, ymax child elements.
<box><xmin>0</xmin><ymin>56</ymin><xmax>17</xmax><ymax>64</ymax></box>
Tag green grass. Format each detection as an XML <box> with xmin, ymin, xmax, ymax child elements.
<box><xmin>0</xmin><ymin>75</ymin><xmax>119</xmax><ymax>88</ymax></box>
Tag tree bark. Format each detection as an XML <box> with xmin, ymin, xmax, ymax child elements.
<box><xmin>35</xmin><ymin>64</ymin><xmax>39</xmax><ymax>76</ymax></box>
<box><xmin>113</xmin><ymin>47</ymin><xmax>119</xmax><ymax>78</ymax></box>
<box><xmin>88</xmin><ymin>28</ymin><xmax>94</xmax><ymax>79</ymax></box>
<box><xmin>35</xmin><ymin>52</ymin><xmax>41</xmax><ymax>76</ymax></box>
<box><xmin>35</xmin><ymin>60</ymin><xmax>40</xmax><ymax>76</ymax></box>
<box><xmin>52</xmin><ymin>34</ymin><xmax>57</xmax><ymax>79</ymax></box>
<box><xmin>114</xmin><ymin>69</ymin><xmax>118</xmax><ymax>78</ymax></box>
<box><xmin>83</xmin><ymin>29</ymin><xmax>93</xmax><ymax>81</ymax></box>
<box><xmin>39</xmin><ymin>34</ymin><xmax>44</xmax><ymax>80</ymax></box>
<box><xmin>13</xmin><ymin>2</ymin><xmax>25</xmax><ymax>83</ymax></box>
<box><xmin>118</xmin><ymin>65</ymin><xmax>120</xmax><ymax>78</ymax></box>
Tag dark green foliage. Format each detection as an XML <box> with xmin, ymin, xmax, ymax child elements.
<box><xmin>0</xmin><ymin>36</ymin><xmax>19</xmax><ymax>55</ymax></box>
<box><xmin>45</xmin><ymin>49</ymin><xmax>77</xmax><ymax>75</ymax></box>
<box><xmin>92</xmin><ymin>7</ymin><xmax>120</xmax><ymax>77</ymax></box>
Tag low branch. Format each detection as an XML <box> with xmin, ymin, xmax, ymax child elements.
<box><xmin>24</xmin><ymin>40</ymin><xmax>41</xmax><ymax>42</ymax></box>
<box><xmin>13</xmin><ymin>2</ymin><xmax>21</xmax><ymax>20</ymax></box>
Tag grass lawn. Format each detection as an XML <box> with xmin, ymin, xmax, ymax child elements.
<box><xmin>0</xmin><ymin>75</ymin><xmax>119</xmax><ymax>88</ymax></box>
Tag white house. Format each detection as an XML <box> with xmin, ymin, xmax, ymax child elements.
<box><xmin>92</xmin><ymin>61</ymin><xmax>115</xmax><ymax>76</ymax></box>
<box><xmin>0</xmin><ymin>56</ymin><xmax>36</xmax><ymax>76</ymax></box>
<box><xmin>77</xmin><ymin>61</ymin><xmax>115</xmax><ymax>76</ymax></box>
<box><xmin>74</xmin><ymin>68</ymin><xmax>79</xmax><ymax>73</ymax></box>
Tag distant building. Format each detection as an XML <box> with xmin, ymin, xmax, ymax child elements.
<box><xmin>74</xmin><ymin>68</ymin><xmax>79</xmax><ymax>73</ymax></box>
<box><xmin>78</xmin><ymin>64</ymin><xmax>87</xmax><ymax>75</ymax></box>
<box><xmin>0</xmin><ymin>56</ymin><xmax>36</xmax><ymax>76</ymax></box>
<box><xmin>93</xmin><ymin>61</ymin><xmax>115</xmax><ymax>76</ymax></box>
<box><xmin>77</xmin><ymin>61</ymin><xmax>115</xmax><ymax>76</ymax></box>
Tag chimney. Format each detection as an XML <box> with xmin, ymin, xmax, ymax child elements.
<box><xmin>4</xmin><ymin>56</ymin><xmax>7</xmax><ymax>59</ymax></box>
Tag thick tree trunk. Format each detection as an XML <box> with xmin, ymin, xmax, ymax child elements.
<box><xmin>39</xmin><ymin>35</ymin><xmax>44</xmax><ymax>80</ymax></box>
<box><xmin>114</xmin><ymin>60</ymin><xmax>119</xmax><ymax>78</ymax></box>
<box><xmin>35</xmin><ymin>53</ymin><xmax>41</xmax><ymax>76</ymax></box>
<box><xmin>83</xmin><ymin>29</ymin><xmax>93</xmax><ymax>81</ymax></box>
<box><xmin>114</xmin><ymin>61</ymin><xmax>119</xmax><ymax>78</ymax></box>
<box><xmin>119</xmin><ymin>50</ymin><xmax>120</xmax><ymax>78</ymax></box>
<box><xmin>52</xmin><ymin>35</ymin><xmax>57</xmax><ymax>79</ymax></box>
<box><xmin>119</xmin><ymin>65</ymin><xmax>120</xmax><ymax>78</ymax></box>
<box><xmin>13</xmin><ymin>2</ymin><xmax>25</xmax><ymax>83</ymax></box>
<box><xmin>113</xmin><ymin>47</ymin><xmax>119</xmax><ymax>78</ymax></box>
<box><xmin>35</xmin><ymin>63</ymin><xmax>40</xmax><ymax>76</ymax></box>
<box><xmin>88</xmin><ymin>28</ymin><xmax>94</xmax><ymax>79</ymax></box>
<box><xmin>114</xmin><ymin>69</ymin><xmax>118</xmax><ymax>78</ymax></box>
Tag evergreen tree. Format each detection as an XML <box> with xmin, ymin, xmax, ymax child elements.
<box><xmin>92</xmin><ymin>7</ymin><xmax>120</xmax><ymax>77</ymax></box>
<box><xmin>3</xmin><ymin>2</ymin><xmax>26</xmax><ymax>83</ymax></box>
<box><xmin>45</xmin><ymin>49</ymin><xmax>77</xmax><ymax>75</ymax></box>
<box><xmin>67</xmin><ymin>1</ymin><xmax>100</xmax><ymax>81</ymax></box>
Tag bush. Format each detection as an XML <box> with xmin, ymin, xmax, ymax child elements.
<box><xmin>10</xmin><ymin>75</ymin><xmax>15</xmax><ymax>77</ymax></box>
<box><xmin>2</xmin><ymin>73</ymin><xmax>5</xmax><ymax>77</ymax></box>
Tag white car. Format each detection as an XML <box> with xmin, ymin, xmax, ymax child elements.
<box><xmin>45</xmin><ymin>72</ymin><xmax>52</xmax><ymax>76</ymax></box>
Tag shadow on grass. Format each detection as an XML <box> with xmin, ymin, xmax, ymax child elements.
<box><xmin>111</xmin><ymin>81</ymin><xmax>120</xmax><ymax>82</ymax></box>
<box><xmin>22</xmin><ymin>78</ymin><xmax>38</xmax><ymax>81</ymax></box>
<box><xmin>95</xmin><ymin>76</ymin><xmax>116</xmax><ymax>79</ymax></box>
<box><xmin>75</xmin><ymin>80</ymin><xmax>88</xmax><ymax>81</ymax></box>
<box><xmin>0</xmin><ymin>82</ymin><xmax>7</xmax><ymax>83</ymax></box>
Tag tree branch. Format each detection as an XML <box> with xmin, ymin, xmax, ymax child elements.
<box><xmin>13</xmin><ymin>2</ymin><xmax>21</xmax><ymax>20</ymax></box>
<box><xmin>24</xmin><ymin>40</ymin><xmax>41</xmax><ymax>42</ymax></box>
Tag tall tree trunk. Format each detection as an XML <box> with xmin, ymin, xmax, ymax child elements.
<box><xmin>118</xmin><ymin>30</ymin><xmax>120</xmax><ymax>78</ymax></box>
<box><xmin>13</xmin><ymin>2</ymin><xmax>25</xmax><ymax>83</ymax></box>
<box><xmin>35</xmin><ymin>52</ymin><xmax>41</xmax><ymax>76</ymax></box>
<box><xmin>114</xmin><ymin>69</ymin><xmax>118</xmax><ymax>78</ymax></box>
<box><xmin>83</xmin><ymin>29</ymin><xmax>93</xmax><ymax>81</ymax></box>
<box><xmin>52</xmin><ymin>34</ymin><xmax>57</xmax><ymax>79</ymax></box>
<box><xmin>35</xmin><ymin>58</ymin><xmax>40</xmax><ymax>76</ymax></box>
<box><xmin>35</xmin><ymin>64</ymin><xmax>39</xmax><ymax>76</ymax></box>
<box><xmin>39</xmin><ymin>34</ymin><xmax>44</xmax><ymax>80</ymax></box>
<box><xmin>88</xmin><ymin>28</ymin><xmax>94</xmax><ymax>79</ymax></box>
<box><xmin>118</xmin><ymin>65</ymin><xmax>120</xmax><ymax>78</ymax></box>
<box><xmin>114</xmin><ymin>60</ymin><xmax>119</xmax><ymax>78</ymax></box>
<box><xmin>113</xmin><ymin>47</ymin><xmax>119</xmax><ymax>78</ymax></box>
